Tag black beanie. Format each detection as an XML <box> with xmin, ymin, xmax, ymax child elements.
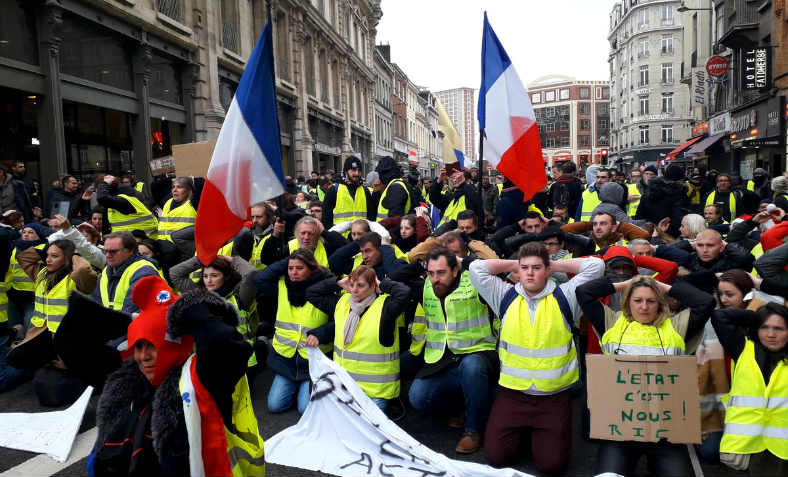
<box><xmin>665</xmin><ymin>164</ymin><xmax>684</xmax><ymax>181</ymax></box>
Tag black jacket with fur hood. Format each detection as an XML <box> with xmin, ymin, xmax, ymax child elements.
<box><xmin>635</xmin><ymin>177</ymin><xmax>689</xmax><ymax>237</ymax></box>
<box><xmin>93</xmin><ymin>290</ymin><xmax>252</xmax><ymax>476</ymax></box>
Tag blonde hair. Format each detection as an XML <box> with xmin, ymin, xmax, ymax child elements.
<box><xmin>621</xmin><ymin>276</ymin><xmax>671</xmax><ymax>326</ymax></box>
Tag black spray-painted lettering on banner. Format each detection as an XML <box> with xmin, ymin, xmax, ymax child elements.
<box><xmin>340</xmin><ymin>452</ymin><xmax>374</xmax><ymax>473</ymax></box>
<box><xmin>311</xmin><ymin>371</ymin><xmax>362</xmax><ymax>416</ymax></box>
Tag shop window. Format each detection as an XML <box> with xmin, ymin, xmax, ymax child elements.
<box><xmin>149</xmin><ymin>52</ymin><xmax>183</xmax><ymax>104</ymax></box>
<box><xmin>60</xmin><ymin>14</ymin><xmax>134</xmax><ymax>91</ymax></box>
<box><xmin>63</xmin><ymin>102</ymin><xmax>133</xmax><ymax>176</ymax></box>
<box><xmin>0</xmin><ymin>0</ymin><xmax>39</xmax><ymax>65</ymax></box>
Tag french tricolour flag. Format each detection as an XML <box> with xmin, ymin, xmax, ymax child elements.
<box><xmin>478</xmin><ymin>12</ymin><xmax>546</xmax><ymax>201</ymax></box>
<box><xmin>195</xmin><ymin>21</ymin><xmax>285</xmax><ymax>265</ymax></box>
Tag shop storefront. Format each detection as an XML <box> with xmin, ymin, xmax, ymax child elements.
<box><xmin>728</xmin><ymin>96</ymin><xmax>785</xmax><ymax>178</ymax></box>
<box><xmin>0</xmin><ymin>0</ymin><xmax>194</xmax><ymax>197</ymax></box>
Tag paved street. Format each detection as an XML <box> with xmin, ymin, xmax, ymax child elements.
<box><xmin>0</xmin><ymin>363</ymin><xmax>745</xmax><ymax>477</ymax></box>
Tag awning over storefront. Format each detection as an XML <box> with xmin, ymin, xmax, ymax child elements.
<box><xmin>666</xmin><ymin>136</ymin><xmax>703</xmax><ymax>160</ymax></box>
<box><xmin>685</xmin><ymin>133</ymin><xmax>725</xmax><ymax>156</ymax></box>
<box><xmin>553</xmin><ymin>155</ymin><xmax>572</xmax><ymax>162</ymax></box>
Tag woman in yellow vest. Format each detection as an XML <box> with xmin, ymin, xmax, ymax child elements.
<box><xmin>6</xmin><ymin>223</ymin><xmax>50</xmax><ymax>330</ymax></box>
<box><xmin>578</xmin><ymin>275</ymin><xmax>716</xmax><ymax>476</ymax></box>
<box><xmin>97</xmin><ymin>175</ymin><xmax>158</xmax><ymax>238</ymax></box>
<box><xmin>712</xmin><ymin>303</ymin><xmax>788</xmax><ymax>475</ymax></box>
<box><xmin>304</xmin><ymin>265</ymin><xmax>410</xmax><ymax>411</ymax></box>
<box><xmin>252</xmin><ymin>248</ymin><xmax>332</xmax><ymax>414</ymax></box>
<box><xmin>170</xmin><ymin>253</ymin><xmax>261</xmax><ymax>374</ymax></box>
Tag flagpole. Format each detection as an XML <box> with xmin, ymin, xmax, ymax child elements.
<box><xmin>478</xmin><ymin>130</ymin><xmax>484</xmax><ymax>211</ymax></box>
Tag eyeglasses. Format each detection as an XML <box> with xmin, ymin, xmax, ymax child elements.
<box><xmin>103</xmin><ymin>248</ymin><xmax>124</xmax><ymax>255</ymax></box>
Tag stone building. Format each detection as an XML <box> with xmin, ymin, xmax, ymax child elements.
<box><xmin>372</xmin><ymin>45</ymin><xmax>393</xmax><ymax>171</ymax></box>
<box><xmin>528</xmin><ymin>76</ymin><xmax>610</xmax><ymax>171</ymax></box>
<box><xmin>608</xmin><ymin>0</ymin><xmax>693</xmax><ymax>166</ymax></box>
<box><xmin>0</xmin><ymin>0</ymin><xmax>381</xmax><ymax>200</ymax></box>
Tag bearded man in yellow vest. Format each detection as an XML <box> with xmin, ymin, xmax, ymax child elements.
<box><xmin>470</xmin><ymin>243</ymin><xmax>603</xmax><ymax>474</ymax></box>
<box><xmin>321</xmin><ymin>155</ymin><xmax>373</xmax><ymax>229</ymax></box>
<box><xmin>430</xmin><ymin>166</ymin><xmax>483</xmax><ymax>233</ymax></box>
<box><xmin>401</xmin><ymin>248</ymin><xmax>497</xmax><ymax>455</ymax></box>
<box><xmin>249</xmin><ymin>202</ymin><xmax>275</xmax><ymax>271</ymax></box>
<box><xmin>93</xmin><ymin>232</ymin><xmax>160</xmax><ymax>315</ymax></box>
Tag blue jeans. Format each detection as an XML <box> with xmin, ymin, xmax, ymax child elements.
<box><xmin>371</xmin><ymin>398</ymin><xmax>388</xmax><ymax>412</ymax></box>
<box><xmin>267</xmin><ymin>374</ymin><xmax>310</xmax><ymax>414</ymax></box>
<box><xmin>697</xmin><ymin>430</ymin><xmax>723</xmax><ymax>462</ymax></box>
<box><xmin>408</xmin><ymin>353</ymin><xmax>492</xmax><ymax>433</ymax></box>
<box><xmin>8</xmin><ymin>299</ymin><xmax>34</xmax><ymax>330</ymax></box>
<box><xmin>0</xmin><ymin>335</ymin><xmax>30</xmax><ymax>392</ymax></box>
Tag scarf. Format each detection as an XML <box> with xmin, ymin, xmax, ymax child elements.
<box><xmin>343</xmin><ymin>293</ymin><xmax>377</xmax><ymax>347</ymax></box>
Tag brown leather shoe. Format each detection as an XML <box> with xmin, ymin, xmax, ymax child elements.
<box><xmin>448</xmin><ymin>415</ymin><xmax>465</xmax><ymax>429</ymax></box>
<box><xmin>455</xmin><ymin>431</ymin><xmax>481</xmax><ymax>454</ymax></box>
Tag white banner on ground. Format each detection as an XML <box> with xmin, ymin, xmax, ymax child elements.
<box><xmin>0</xmin><ymin>386</ymin><xmax>93</xmax><ymax>462</ymax></box>
<box><xmin>266</xmin><ymin>348</ymin><xmax>531</xmax><ymax>477</ymax></box>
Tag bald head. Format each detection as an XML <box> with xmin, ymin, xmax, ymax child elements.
<box><xmin>695</xmin><ymin>229</ymin><xmax>725</xmax><ymax>262</ymax></box>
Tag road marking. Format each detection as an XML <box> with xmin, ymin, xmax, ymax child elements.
<box><xmin>0</xmin><ymin>427</ymin><xmax>97</xmax><ymax>477</ymax></box>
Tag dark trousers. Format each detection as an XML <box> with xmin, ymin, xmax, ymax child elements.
<box><xmin>594</xmin><ymin>440</ymin><xmax>692</xmax><ymax>476</ymax></box>
<box><xmin>484</xmin><ymin>386</ymin><xmax>572</xmax><ymax>475</ymax></box>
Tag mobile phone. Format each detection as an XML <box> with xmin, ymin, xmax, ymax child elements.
<box><xmin>445</xmin><ymin>162</ymin><xmax>461</xmax><ymax>175</ymax></box>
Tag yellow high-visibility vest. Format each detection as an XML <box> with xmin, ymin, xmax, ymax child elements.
<box><xmin>377</xmin><ymin>179</ymin><xmax>411</xmax><ymax>218</ymax></box>
<box><xmin>720</xmin><ymin>340</ymin><xmax>788</xmax><ymax>459</ymax></box>
<box><xmin>333</xmin><ymin>293</ymin><xmax>400</xmax><ymax>399</ymax></box>
<box><xmin>422</xmin><ymin>271</ymin><xmax>495</xmax><ymax>363</ymax></box>
<box><xmin>99</xmin><ymin>259</ymin><xmax>159</xmax><ymax>311</ymax></box>
<box><xmin>250</xmin><ymin>234</ymin><xmax>271</xmax><ymax>271</ymax></box>
<box><xmin>228</xmin><ymin>295</ymin><xmax>258</xmax><ymax>368</ymax></box>
<box><xmin>333</xmin><ymin>184</ymin><xmax>368</xmax><ymax>225</ymax></box>
<box><xmin>600</xmin><ymin>314</ymin><xmax>686</xmax><ymax>356</ymax></box>
<box><xmin>437</xmin><ymin>195</ymin><xmax>468</xmax><ymax>228</ymax></box>
<box><xmin>498</xmin><ymin>292</ymin><xmax>578</xmax><ymax>392</ymax></box>
<box><xmin>107</xmin><ymin>194</ymin><xmax>158</xmax><ymax>237</ymax></box>
<box><xmin>627</xmin><ymin>183</ymin><xmax>641</xmax><ymax>216</ymax></box>
<box><xmin>158</xmin><ymin>198</ymin><xmax>197</xmax><ymax>241</ymax></box>
<box><xmin>409</xmin><ymin>303</ymin><xmax>427</xmax><ymax>355</ymax></box>
<box><xmin>272</xmin><ymin>278</ymin><xmax>330</xmax><ymax>359</ymax></box>
<box><xmin>6</xmin><ymin>244</ymin><xmax>46</xmax><ymax>292</ymax></box>
<box><xmin>31</xmin><ymin>268</ymin><xmax>77</xmax><ymax>333</ymax></box>
<box><xmin>706</xmin><ymin>190</ymin><xmax>737</xmax><ymax>218</ymax></box>
<box><xmin>580</xmin><ymin>189</ymin><xmax>602</xmax><ymax>221</ymax></box>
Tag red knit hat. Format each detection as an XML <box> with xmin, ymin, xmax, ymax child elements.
<box><xmin>126</xmin><ymin>275</ymin><xmax>194</xmax><ymax>386</ymax></box>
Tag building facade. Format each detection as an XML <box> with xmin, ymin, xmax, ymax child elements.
<box><xmin>528</xmin><ymin>76</ymin><xmax>610</xmax><ymax>170</ymax></box>
<box><xmin>434</xmin><ymin>87</ymin><xmax>476</xmax><ymax>165</ymax></box>
<box><xmin>608</xmin><ymin>0</ymin><xmax>693</xmax><ymax>167</ymax></box>
<box><xmin>372</xmin><ymin>46</ymin><xmax>393</xmax><ymax>171</ymax></box>
<box><xmin>419</xmin><ymin>88</ymin><xmax>442</xmax><ymax>178</ymax></box>
<box><xmin>0</xmin><ymin>0</ymin><xmax>381</xmax><ymax>200</ymax></box>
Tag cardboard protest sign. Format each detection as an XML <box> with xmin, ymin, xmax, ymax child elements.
<box><xmin>173</xmin><ymin>140</ymin><xmax>216</xmax><ymax>178</ymax></box>
<box><xmin>586</xmin><ymin>354</ymin><xmax>701</xmax><ymax>444</ymax></box>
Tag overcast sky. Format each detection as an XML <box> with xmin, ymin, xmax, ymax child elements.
<box><xmin>376</xmin><ymin>0</ymin><xmax>618</xmax><ymax>91</ymax></box>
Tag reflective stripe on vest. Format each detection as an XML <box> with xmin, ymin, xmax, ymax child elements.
<box><xmin>288</xmin><ymin>239</ymin><xmax>329</xmax><ymax>267</ymax></box>
<box><xmin>600</xmin><ymin>315</ymin><xmax>686</xmax><ymax>356</ymax></box>
<box><xmin>333</xmin><ymin>293</ymin><xmax>400</xmax><ymax>399</ymax></box>
<box><xmin>99</xmin><ymin>259</ymin><xmax>159</xmax><ymax>311</ymax></box>
<box><xmin>31</xmin><ymin>269</ymin><xmax>77</xmax><ymax>333</ymax></box>
<box><xmin>580</xmin><ymin>189</ymin><xmax>602</xmax><ymax>220</ymax></box>
<box><xmin>422</xmin><ymin>271</ymin><xmax>495</xmax><ymax>364</ymax></box>
<box><xmin>721</xmin><ymin>339</ymin><xmax>788</xmax><ymax>459</ymax></box>
<box><xmin>627</xmin><ymin>183</ymin><xmax>641</xmax><ymax>217</ymax></box>
<box><xmin>438</xmin><ymin>195</ymin><xmax>468</xmax><ymax>228</ymax></box>
<box><xmin>746</xmin><ymin>180</ymin><xmax>755</xmax><ymax>192</ymax></box>
<box><xmin>409</xmin><ymin>303</ymin><xmax>427</xmax><ymax>355</ymax></box>
<box><xmin>158</xmin><ymin>198</ymin><xmax>197</xmax><ymax>240</ymax></box>
<box><xmin>272</xmin><ymin>278</ymin><xmax>330</xmax><ymax>359</ymax></box>
<box><xmin>498</xmin><ymin>292</ymin><xmax>578</xmax><ymax>392</ymax></box>
<box><xmin>377</xmin><ymin>179</ymin><xmax>411</xmax><ymax>217</ymax></box>
<box><xmin>6</xmin><ymin>244</ymin><xmax>46</xmax><ymax>292</ymax></box>
<box><xmin>228</xmin><ymin>295</ymin><xmax>258</xmax><ymax>368</ymax></box>
<box><xmin>250</xmin><ymin>234</ymin><xmax>271</xmax><ymax>271</ymax></box>
<box><xmin>705</xmin><ymin>191</ymin><xmax>737</xmax><ymax>218</ymax></box>
<box><xmin>107</xmin><ymin>194</ymin><xmax>158</xmax><ymax>236</ymax></box>
<box><xmin>333</xmin><ymin>184</ymin><xmax>368</xmax><ymax>224</ymax></box>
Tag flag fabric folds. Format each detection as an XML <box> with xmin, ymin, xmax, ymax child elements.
<box><xmin>436</xmin><ymin>100</ymin><xmax>466</xmax><ymax>170</ymax></box>
<box><xmin>478</xmin><ymin>12</ymin><xmax>546</xmax><ymax>201</ymax></box>
<box><xmin>195</xmin><ymin>21</ymin><xmax>285</xmax><ymax>265</ymax></box>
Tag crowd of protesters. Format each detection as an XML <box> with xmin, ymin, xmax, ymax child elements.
<box><xmin>0</xmin><ymin>154</ymin><xmax>786</xmax><ymax>476</ymax></box>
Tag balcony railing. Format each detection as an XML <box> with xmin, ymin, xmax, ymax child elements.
<box><xmin>638</xmin><ymin>51</ymin><xmax>650</xmax><ymax>59</ymax></box>
<box><xmin>661</xmin><ymin>77</ymin><xmax>674</xmax><ymax>85</ymax></box>
<box><xmin>660</xmin><ymin>18</ymin><xmax>674</xmax><ymax>26</ymax></box>
<box><xmin>157</xmin><ymin>0</ymin><xmax>182</xmax><ymax>21</ymax></box>
<box><xmin>660</xmin><ymin>48</ymin><xmax>674</xmax><ymax>56</ymax></box>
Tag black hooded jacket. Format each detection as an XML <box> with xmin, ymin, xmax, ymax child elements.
<box><xmin>635</xmin><ymin>177</ymin><xmax>689</xmax><ymax>237</ymax></box>
<box><xmin>375</xmin><ymin>157</ymin><xmax>411</xmax><ymax>217</ymax></box>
